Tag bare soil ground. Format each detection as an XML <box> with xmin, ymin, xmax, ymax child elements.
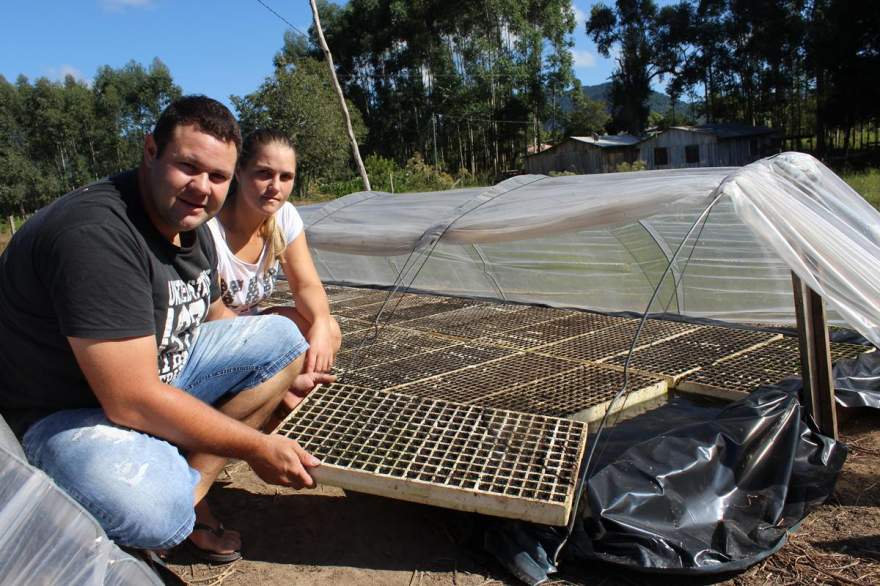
<box><xmin>164</xmin><ymin>408</ymin><xmax>880</xmax><ymax>586</ymax></box>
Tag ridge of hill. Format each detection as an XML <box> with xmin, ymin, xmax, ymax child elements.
<box><xmin>553</xmin><ymin>82</ymin><xmax>698</xmax><ymax>120</ymax></box>
<box><xmin>578</xmin><ymin>82</ymin><xmax>695</xmax><ymax>116</ymax></box>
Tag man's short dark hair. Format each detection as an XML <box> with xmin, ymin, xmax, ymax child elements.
<box><xmin>152</xmin><ymin>95</ymin><xmax>242</xmax><ymax>156</ymax></box>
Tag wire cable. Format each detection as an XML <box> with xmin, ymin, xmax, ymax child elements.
<box><xmin>254</xmin><ymin>0</ymin><xmax>309</xmax><ymax>38</ymax></box>
<box><xmin>557</xmin><ymin>190</ymin><xmax>726</xmax><ymax>555</ymax></box>
<box><xmin>341</xmin><ymin>176</ymin><xmax>548</xmax><ymax>375</ymax></box>
<box><xmin>582</xmin><ymin>202</ymin><xmax>716</xmax><ymax>482</ymax></box>
<box><xmin>254</xmin><ymin>0</ymin><xmax>356</xmax><ymax>79</ymax></box>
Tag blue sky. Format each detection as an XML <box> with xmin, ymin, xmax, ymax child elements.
<box><xmin>0</xmin><ymin>1</ymin><xmax>633</xmax><ymax>111</ymax></box>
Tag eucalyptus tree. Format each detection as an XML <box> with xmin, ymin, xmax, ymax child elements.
<box><xmin>317</xmin><ymin>0</ymin><xmax>577</xmax><ymax>175</ymax></box>
<box><xmin>0</xmin><ymin>75</ymin><xmax>39</xmax><ymax>215</ymax></box>
<box><xmin>0</xmin><ymin>59</ymin><xmax>180</xmax><ymax>215</ymax></box>
<box><xmin>586</xmin><ymin>0</ymin><xmax>692</xmax><ymax>135</ymax></box>
<box><xmin>232</xmin><ymin>45</ymin><xmax>367</xmax><ymax>195</ymax></box>
<box><xmin>618</xmin><ymin>0</ymin><xmax>810</xmax><ymax>138</ymax></box>
<box><xmin>92</xmin><ymin>58</ymin><xmax>181</xmax><ymax>176</ymax></box>
<box><xmin>808</xmin><ymin>0</ymin><xmax>880</xmax><ymax>154</ymax></box>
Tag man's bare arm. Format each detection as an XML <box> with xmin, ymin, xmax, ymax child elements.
<box><xmin>67</xmin><ymin>334</ymin><xmax>318</xmax><ymax>487</ymax></box>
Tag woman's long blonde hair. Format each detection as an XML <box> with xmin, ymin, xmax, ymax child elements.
<box><xmin>232</xmin><ymin>129</ymin><xmax>296</xmax><ymax>273</ymax></box>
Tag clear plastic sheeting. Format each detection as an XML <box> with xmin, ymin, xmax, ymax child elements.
<box><xmin>301</xmin><ymin>153</ymin><xmax>880</xmax><ymax>340</ymax></box>
<box><xmin>0</xmin><ymin>416</ymin><xmax>161</xmax><ymax>586</ymax></box>
<box><xmin>304</xmin><ymin>169</ymin><xmax>730</xmax><ymax>253</ymax></box>
<box><xmin>298</xmin><ymin>153</ymin><xmax>875</xmax><ymax>584</ymax></box>
<box><xmin>721</xmin><ymin>153</ymin><xmax>880</xmax><ymax>347</ymax></box>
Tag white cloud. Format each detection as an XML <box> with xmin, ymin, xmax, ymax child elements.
<box><xmin>572</xmin><ymin>50</ymin><xmax>597</xmax><ymax>68</ymax></box>
<box><xmin>48</xmin><ymin>65</ymin><xmax>90</xmax><ymax>85</ymax></box>
<box><xmin>102</xmin><ymin>0</ymin><xmax>152</xmax><ymax>11</ymax></box>
<box><xmin>59</xmin><ymin>65</ymin><xmax>84</xmax><ymax>79</ymax></box>
<box><xmin>572</xmin><ymin>5</ymin><xmax>587</xmax><ymax>29</ymax></box>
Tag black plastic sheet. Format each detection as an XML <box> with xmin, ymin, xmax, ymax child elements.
<box><xmin>484</xmin><ymin>384</ymin><xmax>847</xmax><ymax>584</ymax></box>
<box><xmin>834</xmin><ymin>351</ymin><xmax>880</xmax><ymax>409</ymax></box>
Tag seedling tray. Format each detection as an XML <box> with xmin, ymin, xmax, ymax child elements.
<box><xmin>277</xmin><ymin>384</ymin><xmax>588</xmax><ymax>526</ymax></box>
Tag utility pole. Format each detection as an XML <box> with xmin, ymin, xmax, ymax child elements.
<box><xmin>309</xmin><ymin>0</ymin><xmax>371</xmax><ymax>191</ymax></box>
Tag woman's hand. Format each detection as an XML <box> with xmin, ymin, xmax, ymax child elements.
<box><xmin>291</xmin><ymin>371</ymin><xmax>336</xmax><ymax>399</ymax></box>
<box><xmin>304</xmin><ymin>316</ymin><xmax>341</xmax><ymax>373</ymax></box>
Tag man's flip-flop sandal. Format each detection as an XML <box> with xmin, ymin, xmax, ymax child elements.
<box><xmin>185</xmin><ymin>522</ymin><xmax>242</xmax><ymax>564</ymax></box>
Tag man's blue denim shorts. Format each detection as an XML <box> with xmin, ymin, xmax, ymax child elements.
<box><xmin>22</xmin><ymin>314</ymin><xmax>307</xmax><ymax>550</ymax></box>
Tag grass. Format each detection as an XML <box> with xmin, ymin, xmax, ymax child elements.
<box><xmin>840</xmin><ymin>168</ymin><xmax>880</xmax><ymax>207</ymax></box>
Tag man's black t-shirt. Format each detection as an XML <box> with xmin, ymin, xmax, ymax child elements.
<box><xmin>0</xmin><ymin>170</ymin><xmax>220</xmax><ymax>437</ymax></box>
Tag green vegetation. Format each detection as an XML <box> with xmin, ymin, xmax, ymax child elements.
<box><xmin>564</xmin><ymin>86</ymin><xmax>611</xmax><ymax>137</ymax></box>
<box><xmin>841</xmin><ymin>169</ymin><xmax>880</xmax><ymax>207</ymax></box>
<box><xmin>232</xmin><ymin>35</ymin><xmax>367</xmax><ymax>197</ymax></box>
<box><xmin>586</xmin><ymin>0</ymin><xmax>880</xmax><ymax>153</ymax></box>
<box><xmin>615</xmin><ymin>160</ymin><xmax>647</xmax><ymax>173</ymax></box>
<box><xmin>317</xmin><ymin>154</ymin><xmax>488</xmax><ymax>198</ymax></box>
<box><xmin>1</xmin><ymin>1</ymin><xmax>878</xmax><ymax>214</ymax></box>
<box><xmin>0</xmin><ymin>59</ymin><xmax>180</xmax><ymax>216</ymax></box>
<box><xmin>1</xmin><ymin>214</ymin><xmax>30</xmax><ymax>252</ymax></box>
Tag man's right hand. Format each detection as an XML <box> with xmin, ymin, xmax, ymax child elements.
<box><xmin>250</xmin><ymin>434</ymin><xmax>321</xmax><ymax>489</ymax></box>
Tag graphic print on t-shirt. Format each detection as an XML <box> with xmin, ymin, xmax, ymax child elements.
<box><xmin>219</xmin><ymin>266</ymin><xmax>278</xmax><ymax>314</ymax></box>
<box><xmin>158</xmin><ymin>269</ymin><xmax>212</xmax><ymax>382</ymax></box>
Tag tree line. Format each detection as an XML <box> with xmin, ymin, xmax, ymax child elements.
<box><xmin>1</xmin><ymin>0</ymin><xmax>877</xmax><ymax>215</ymax></box>
<box><xmin>585</xmin><ymin>0</ymin><xmax>880</xmax><ymax>156</ymax></box>
<box><xmin>312</xmin><ymin>0</ymin><xmax>877</xmax><ymax>173</ymax></box>
<box><xmin>0</xmin><ymin>59</ymin><xmax>180</xmax><ymax>215</ymax></box>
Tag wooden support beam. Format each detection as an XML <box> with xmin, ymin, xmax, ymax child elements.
<box><xmin>791</xmin><ymin>272</ymin><xmax>838</xmax><ymax>439</ymax></box>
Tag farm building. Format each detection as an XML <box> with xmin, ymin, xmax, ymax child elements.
<box><xmin>524</xmin><ymin>134</ymin><xmax>640</xmax><ymax>174</ymax></box>
<box><xmin>638</xmin><ymin>123</ymin><xmax>779</xmax><ymax>169</ymax></box>
<box><xmin>526</xmin><ymin>124</ymin><xmax>779</xmax><ymax>174</ymax></box>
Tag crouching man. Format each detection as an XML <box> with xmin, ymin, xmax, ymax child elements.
<box><xmin>0</xmin><ymin>96</ymin><xmax>317</xmax><ymax>562</ymax></box>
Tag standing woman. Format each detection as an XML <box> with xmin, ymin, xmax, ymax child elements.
<box><xmin>208</xmin><ymin>129</ymin><xmax>341</xmax><ymax>401</ymax></box>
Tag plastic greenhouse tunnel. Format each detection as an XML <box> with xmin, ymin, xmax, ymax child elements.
<box><xmin>3</xmin><ymin>152</ymin><xmax>878</xmax><ymax>584</ymax></box>
<box><xmin>282</xmin><ymin>152</ymin><xmax>880</xmax><ymax>583</ymax></box>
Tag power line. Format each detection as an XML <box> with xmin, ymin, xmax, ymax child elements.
<box><xmin>254</xmin><ymin>0</ymin><xmax>309</xmax><ymax>38</ymax></box>
<box><xmin>441</xmin><ymin>114</ymin><xmax>533</xmax><ymax>126</ymax></box>
<box><xmin>252</xmin><ymin>0</ymin><xmax>355</xmax><ymax>79</ymax></box>
<box><xmin>335</xmin><ymin>70</ymin><xmax>558</xmax><ymax>81</ymax></box>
